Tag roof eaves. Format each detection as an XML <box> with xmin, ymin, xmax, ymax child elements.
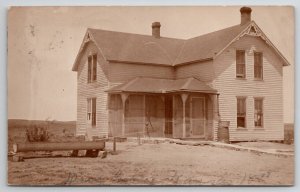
<box><xmin>87</xmin><ymin>28</ymin><xmax>109</xmax><ymax>62</ymax></box>
<box><xmin>251</xmin><ymin>22</ymin><xmax>291</xmax><ymax>66</ymax></box>
<box><xmin>165</xmin><ymin>89</ymin><xmax>218</xmax><ymax>94</ymax></box>
<box><xmin>212</xmin><ymin>21</ymin><xmax>291</xmax><ymax>67</ymax></box>
<box><xmin>72</xmin><ymin>29</ymin><xmax>109</xmax><ymax>71</ymax></box>
<box><xmin>72</xmin><ymin>30</ymin><xmax>91</xmax><ymax>71</ymax></box>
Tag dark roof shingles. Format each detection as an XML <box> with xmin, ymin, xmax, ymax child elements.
<box><xmin>88</xmin><ymin>28</ymin><xmax>185</xmax><ymax>65</ymax></box>
<box><xmin>174</xmin><ymin>24</ymin><xmax>249</xmax><ymax>64</ymax></box>
<box><xmin>88</xmin><ymin>23</ymin><xmax>249</xmax><ymax>66</ymax></box>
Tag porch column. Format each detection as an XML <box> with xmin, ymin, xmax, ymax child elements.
<box><xmin>181</xmin><ymin>93</ymin><xmax>189</xmax><ymax>138</ymax></box>
<box><xmin>216</xmin><ymin>94</ymin><xmax>220</xmax><ymax>120</ymax></box>
<box><xmin>143</xmin><ymin>95</ymin><xmax>146</xmax><ymax>136</ymax></box>
<box><xmin>212</xmin><ymin>94</ymin><xmax>220</xmax><ymax>141</ymax></box>
<box><xmin>121</xmin><ymin>93</ymin><xmax>129</xmax><ymax>136</ymax></box>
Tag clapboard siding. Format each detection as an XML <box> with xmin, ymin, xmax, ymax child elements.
<box><xmin>76</xmin><ymin>42</ymin><xmax>109</xmax><ymax>138</ymax></box>
<box><xmin>108</xmin><ymin>62</ymin><xmax>175</xmax><ymax>83</ymax></box>
<box><xmin>175</xmin><ymin>60</ymin><xmax>215</xmax><ymax>82</ymax></box>
<box><xmin>213</xmin><ymin>36</ymin><xmax>283</xmax><ymax>141</ymax></box>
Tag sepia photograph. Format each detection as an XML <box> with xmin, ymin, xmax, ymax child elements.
<box><xmin>7</xmin><ymin>6</ymin><xmax>294</xmax><ymax>186</ymax></box>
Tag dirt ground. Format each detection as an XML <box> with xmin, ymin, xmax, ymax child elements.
<box><xmin>8</xmin><ymin>141</ymin><xmax>294</xmax><ymax>186</ymax></box>
<box><xmin>235</xmin><ymin>141</ymin><xmax>294</xmax><ymax>152</ymax></box>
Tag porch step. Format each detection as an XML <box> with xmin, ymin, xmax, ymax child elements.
<box><xmin>180</xmin><ymin>138</ymin><xmax>206</xmax><ymax>141</ymax></box>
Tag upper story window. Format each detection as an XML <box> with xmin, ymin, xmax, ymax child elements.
<box><xmin>236</xmin><ymin>50</ymin><xmax>246</xmax><ymax>78</ymax></box>
<box><xmin>87</xmin><ymin>54</ymin><xmax>97</xmax><ymax>83</ymax></box>
<box><xmin>254</xmin><ymin>52</ymin><xmax>263</xmax><ymax>79</ymax></box>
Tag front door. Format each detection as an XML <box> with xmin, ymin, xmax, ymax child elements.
<box><xmin>190</xmin><ymin>97</ymin><xmax>205</xmax><ymax>136</ymax></box>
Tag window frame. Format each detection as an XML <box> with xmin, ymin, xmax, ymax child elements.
<box><xmin>92</xmin><ymin>54</ymin><xmax>97</xmax><ymax>81</ymax></box>
<box><xmin>87</xmin><ymin>54</ymin><xmax>97</xmax><ymax>83</ymax></box>
<box><xmin>254</xmin><ymin>51</ymin><xmax>263</xmax><ymax>80</ymax></box>
<box><xmin>236</xmin><ymin>50</ymin><xmax>246</xmax><ymax>79</ymax></box>
<box><xmin>254</xmin><ymin>97</ymin><xmax>264</xmax><ymax>128</ymax></box>
<box><xmin>236</xmin><ymin>96</ymin><xmax>247</xmax><ymax>129</ymax></box>
<box><xmin>87</xmin><ymin>56</ymin><xmax>92</xmax><ymax>83</ymax></box>
<box><xmin>87</xmin><ymin>98</ymin><xmax>97</xmax><ymax>127</ymax></box>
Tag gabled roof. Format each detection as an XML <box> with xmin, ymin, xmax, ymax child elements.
<box><xmin>72</xmin><ymin>21</ymin><xmax>290</xmax><ymax>71</ymax></box>
<box><xmin>174</xmin><ymin>24</ymin><xmax>250</xmax><ymax>64</ymax></box>
<box><xmin>88</xmin><ymin>28</ymin><xmax>185</xmax><ymax>65</ymax></box>
<box><xmin>106</xmin><ymin>77</ymin><xmax>218</xmax><ymax>94</ymax></box>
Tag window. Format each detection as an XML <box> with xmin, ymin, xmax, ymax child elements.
<box><xmin>87</xmin><ymin>98</ymin><xmax>96</xmax><ymax>126</ymax></box>
<box><xmin>236</xmin><ymin>50</ymin><xmax>246</xmax><ymax>78</ymax></box>
<box><xmin>254</xmin><ymin>52</ymin><xmax>263</xmax><ymax>79</ymax></box>
<box><xmin>87</xmin><ymin>54</ymin><xmax>97</xmax><ymax>83</ymax></box>
<box><xmin>87</xmin><ymin>56</ymin><xmax>92</xmax><ymax>83</ymax></box>
<box><xmin>254</xmin><ymin>98</ymin><xmax>263</xmax><ymax>128</ymax></box>
<box><xmin>237</xmin><ymin>97</ymin><xmax>246</xmax><ymax>128</ymax></box>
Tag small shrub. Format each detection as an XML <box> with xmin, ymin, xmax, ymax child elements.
<box><xmin>26</xmin><ymin>125</ymin><xmax>50</xmax><ymax>142</ymax></box>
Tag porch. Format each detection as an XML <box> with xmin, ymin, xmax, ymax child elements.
<box><xmin>106</xmin><ymin>77</ymin><xmax>219</xmax><ymax>140</ymax></box>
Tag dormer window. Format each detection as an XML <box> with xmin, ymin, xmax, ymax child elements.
<box><xmin>236</xmin><ymin>50</ymin><xmax>246</xmax><ymax>78</ymax></box>
<box><xmin>254</xmin><ymin>52</ymin><xmax>263</xmax><ymax>79</ymax></box>
<box><xmin>87</xmin><ymin>54</ymin><xmax>97</xmax><ymax>83</ymax></box>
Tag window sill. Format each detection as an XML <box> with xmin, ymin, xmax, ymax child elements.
<box><xmin>253</xmin><ymin>127</ymin><xmax>265</xmax><ymax>130</ymax></box>
<box><xmin>235</xmin><ymin>78</ymin><xmax>247</xmax><ymax>80</ymax></box>
<box><xmin>236</xmin><ymin>127</ymin><xmax>248</xmax><ymax>130</ymax></box>
<box><xmin>253</xmin><ymin>78</ymin><xmax>264</xmax><ymax>81</ymax></box>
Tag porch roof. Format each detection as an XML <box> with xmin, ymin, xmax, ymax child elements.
<box><xmin>106</xmin><ymin>77</ymin><xmax>218</xmax><ymax>94</ymax></box>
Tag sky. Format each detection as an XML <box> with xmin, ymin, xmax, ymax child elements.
<box><xmin>7</xmin><ymin>6</ymin><xmax>294</xmax><ymax>122</ymax></box>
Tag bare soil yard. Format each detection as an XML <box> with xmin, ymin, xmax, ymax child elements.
<box><xmin>8</xmin><ymin>141</ymin><xmax>294</xmax><ymax>185</ymax></box>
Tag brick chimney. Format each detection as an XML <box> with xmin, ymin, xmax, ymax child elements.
<box><xmin>240</xmin><ymin>7</ymin><xmax>252</xmax><ymax>25</ymax></box>
<box><xmin>152</xmin><ymin>22</ymin><xmax>161</xmax><ymax>38</ymax></box>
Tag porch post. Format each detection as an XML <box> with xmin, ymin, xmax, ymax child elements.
<box><xmin>213</xmin><ymin>94</ymin><xmax>220</xmax><ymax>141</ymax></box>
<box><xmin>216</xmin><ymin>94</ymin><xmax>220</xmax><ymax>119</ymax></box>
<box><xmin>121</xmin><ymin>93</ymin><xmax>129</xmax><ymax>137</ymax></box>
<box><xmin>143</xmin><ymin>95</ymin><xmax>146</xmax><ymax>136</ymax></box>
<box><xmin>181</xmin><ymin>93</ymin><xmax>189</xmax><ymax>138</ymax></box>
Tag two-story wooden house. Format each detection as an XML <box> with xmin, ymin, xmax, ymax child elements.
<box><xmin>72</xmin><ymin>7</ymin><xmax>290</xmax><ymax>142</ymax></box>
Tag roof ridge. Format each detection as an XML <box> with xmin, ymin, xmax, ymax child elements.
<box><xmin>88</xmin><ymin>27</ymin><xmax>186</xmax><ymax>41</ymax></box>
<box><xmin>185</xmin><ymin>24</ymin><xmax>242</xmax><ymax>41</ymax></box>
